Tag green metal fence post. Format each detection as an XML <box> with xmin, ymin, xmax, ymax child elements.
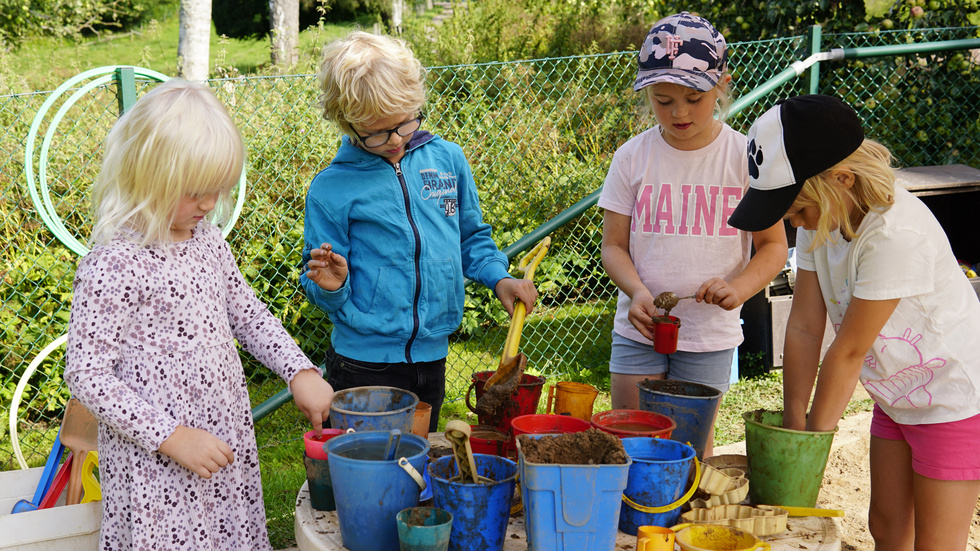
<box><xmin>114</xmin><ymin>66</ymin><xmax>136</xmax><ymax>114</ymax></box>
<box><xmin>806</xmin><ymin>25</ymin><xmax>822</xmax><ymax>94</ymax></box>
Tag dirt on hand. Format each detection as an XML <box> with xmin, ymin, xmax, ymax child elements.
<box><xmin>517</xmin><ymin>428</ymin><xmax>628</xmax><ymax>465</ymax></box>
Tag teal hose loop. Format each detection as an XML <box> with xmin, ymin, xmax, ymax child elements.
<box><xmin>25</xmin><ymin>66</ymin><xmax>247</xmax><ymax>256</ymax></box>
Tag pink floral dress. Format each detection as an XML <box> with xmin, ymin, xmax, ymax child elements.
<box><xmin>66</xmin><ymin>222</ymin><xmax>318</xmax><ymax>550</ymax></box>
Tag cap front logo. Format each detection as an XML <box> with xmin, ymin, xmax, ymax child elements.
<box><xmin>746</xmin><ymin>106</ymin><xmax>795</xmax><ymax>191</ymax></box>
<box><xmin>665</xmin><ymin>34</ymin><xmax>683</xmax><ymax>60</ymax></box>
<box><xmin>747</xmin><ymin>138</ymin><xmax>764</xmax><ymax>180</ymax></box>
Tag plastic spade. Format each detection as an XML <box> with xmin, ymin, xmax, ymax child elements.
<box><xmin>10</xmin><ymin>428</ymin><xmax>66</xmax><ymax>513</ymax></box>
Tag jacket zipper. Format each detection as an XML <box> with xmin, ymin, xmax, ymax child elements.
<box><xmin>394</xmin><ymin>162</ymin><xmax>422</xmax><ymax>363</ymax></box>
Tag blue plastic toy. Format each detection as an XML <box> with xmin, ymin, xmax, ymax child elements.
<box><xmin>11</xmin><ymin>428</ymin><xmax>66</xmax><ymax>514</ymax></box>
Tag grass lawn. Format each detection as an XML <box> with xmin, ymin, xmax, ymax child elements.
<box><xmin>3</xmin><ymin>5</ymin><xmax>362</xmax><ymax>93</ymax></box>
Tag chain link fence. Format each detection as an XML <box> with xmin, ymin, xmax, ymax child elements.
<box><xmin>3</xmin><ymin>26</ymin><xmax>978</xmax><ymax>469</ymax></box>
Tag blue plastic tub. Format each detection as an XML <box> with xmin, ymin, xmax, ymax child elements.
<box><xmin>428</xmin><ymin>454</ymin><xmax>518</xmax><ymax>551</ymax></box>
<box><xmin>618</xmin><ymin>437</ymin><xmax>697</xmax><ymax>534</ymax></box>
<box><xmin>327</xmin><ymin>430</ymin><xmax>430</xmax><ymax>551</ymax></box>
<box><xmin>636</xmin><ymin>379</ymin><xmax>723</xmax><ymax>460</ymax></box>
<box><xmin>329</xmin><ymin>386</ymin><xmax>418</xmax><ymax>432</ymax></box>
<box><xmin>516</xmin><ymin>434</ymin><xmax>631</xmax><ymax>551</ymax></box>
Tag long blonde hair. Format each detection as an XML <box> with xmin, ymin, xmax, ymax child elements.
<box><xmin>792</xmin><ymin>139</ymin><xmax>896</xmax><ymax>249</ymax></box>
<box><xmin>90</xmin><ymin>79</ymin><xmax>244</xmax><ymax>247</ymax></box>
<box><xmin>317</xmin><ymin>31</ymin><xmax>427</xmax><ymax>139</ymax></box>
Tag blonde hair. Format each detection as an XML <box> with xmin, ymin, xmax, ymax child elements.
<box><xmin>90</xmin><ymin>79</ymin><xmax>244</xmax><ymax>247</ymax></box>
<box><xmin>792</xmin><ymin>139</ymin><xmax>896</xmax><ymax>249</ymax></box>
<box><xmin>317</xmin><ymin>31</ymin><xmax>427</xmax><ymax>138</ymax></box>
<box><xmin>642</xmin><ymin>75</ymin><xmax>733</xmax><ymax>122</ymax></box>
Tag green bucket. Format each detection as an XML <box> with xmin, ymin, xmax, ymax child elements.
<box><xmin>742</xmin><ymin>409</ymin><xmax>838</xmax><ymax>507</ymax></box>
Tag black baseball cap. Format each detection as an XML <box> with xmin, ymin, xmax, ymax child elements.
<box><xmin>727</xmin><ymin>95</ymin><xmax>865</xmax><ymax>232</ymax></box>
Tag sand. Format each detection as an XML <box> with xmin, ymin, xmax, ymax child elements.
<box><xmin>716</xmin><ymin>386</ymin><xmax>980</xmax><ymax>550</ymax></box>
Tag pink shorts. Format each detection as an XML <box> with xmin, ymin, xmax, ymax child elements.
<box><xmin>870</xmin><ymin>404</ymin><xmax>980</xmax><ymax>481</ymax></box>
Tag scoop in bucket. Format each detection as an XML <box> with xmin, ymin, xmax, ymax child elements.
<box><xmin>476</xmin><ymin>237</ymin><xmax>550</xmax><ymax>417</ymax></box>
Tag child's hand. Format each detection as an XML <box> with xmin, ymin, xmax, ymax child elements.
<box><xmin>494</xmin><ymin>278</ymin><xmax>539</xmax><ymax>316</ymax></box>
<box><xmin>696</xmin><ymin>277</ymin><xmax>743</xmax><ymax>311</ymax></box>
<box><xmin>306</xmin><ymin>243</ymin><xmax>348</xmax><ymax>291</ymax></box>
<box><xmin>158</xmin><ymin>425</ymin><xmax>235</xmax><ymax>479</ymax></box>
<box><xmin>291</xmin><ymin>368</ymin><xmax>335</xmax><ymax>437</ymax></box>
<box><xmin>627</xmin><ymin>290</ymin><xmax>658</xmax><ymax>342</ymax></box>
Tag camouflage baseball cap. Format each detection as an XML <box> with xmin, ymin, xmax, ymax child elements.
<box><xmin>634</xmin><ymin>12</ymin><xmax>727</xmax><ymax>92</ymax></box>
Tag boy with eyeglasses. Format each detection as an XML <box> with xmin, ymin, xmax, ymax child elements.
<box><xmin>301</xmin><ymin>31</ymin><xmax>537</xmax><ymax>431</ymax></box>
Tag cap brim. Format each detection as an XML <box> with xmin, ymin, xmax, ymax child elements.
<box><xmin>634</xmin><ymin>69</ymin><xmax>720</xmax><ymax>93</ymax></box>
<box><xmin>727</xmin><ymin>181</ymin><xmax>804</xmax><ymax>232</ymax></box>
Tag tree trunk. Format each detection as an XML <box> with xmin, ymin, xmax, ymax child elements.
<box><xmin>269</xmin><ymin>0</ymin><xmax>299</xmax><ymax>69</ymax></box>
<box><xmin>178</xmin><ymin>0</ymin><xmax>212</xmax><ymax>81</ymax></box>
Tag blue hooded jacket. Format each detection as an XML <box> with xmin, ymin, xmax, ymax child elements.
<box><xmin>301</xmin><ymin>131</ymin><xmax>512</xmax><ymax>363</ymax></box>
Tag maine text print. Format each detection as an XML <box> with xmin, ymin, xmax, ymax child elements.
<box><xmin>631</xmin><ymin>182</ymin><xmax>742</xmax><ymax>236</ymax></box>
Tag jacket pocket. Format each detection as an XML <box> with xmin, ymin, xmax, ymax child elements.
<box><xmin>418</xmin><ymin>258</ymin><xmax>463</xmax><ymax>336</ymax></box>
<box><xmin>360</xmin><ymin>261</ymin><xmax>416</xmax><ymax>337</ymax></box>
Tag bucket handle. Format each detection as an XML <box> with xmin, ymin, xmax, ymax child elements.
<box><xmin>622</xmin><ymin>453</ymin><xmax>701</xmax><ymax>514</ymax></box>
<box><xmin>397</xmin><ymin>457</ymin><xmax>427</xmax><ymax>493</ymax></box>
<box><xmin>465</xmin><ymin>380</ymin><xmax>478</xmax><ymax>414</ymax></box>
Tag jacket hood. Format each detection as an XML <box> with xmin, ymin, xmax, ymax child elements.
<box><xmin>332</xmin><ymin>130</ymin><xmax>438</xmax><ymax>166</ymax></box>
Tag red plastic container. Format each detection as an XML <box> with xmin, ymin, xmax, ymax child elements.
<box><xmin>653</xmin><ymin>316</ymin><xmax>681</xmax><ymax>354</ymax></box>
<box><xmin>468</xmin><ymin>425</ymin><xmax>511</xmax><ymax>456</ymax></box>
<box><xmin>303</xmin><ymin>429</ymin><xmax>345</xmax><ymax>460</ymax></box>
<box><xmin>590</xmin><ymin>409</ymin><xmax>676</xmax><ymax>439</ymax></box>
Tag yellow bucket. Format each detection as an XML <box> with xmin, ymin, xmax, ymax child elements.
<box><xmin>670</xmin><ymin>523</ymin><xmax>771</xmax><ymax>551</ymax></box>
<box><xmin>545</xmin><ymin>381</ymin><xmax>599</xmax><ymax>420</ymax></box>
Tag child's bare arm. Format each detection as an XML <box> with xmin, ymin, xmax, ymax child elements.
<box><xmin>601</xmin><ymin>210</ymin><xmax>658</xmax><ymax>341</ymax></box>
<box><xmin>306</xmin><ymin>243</ymin><xmax>349</xmax><ymax>291</ymax></box>
<box><xmin>158</xmin><ymin>425</ymin><xmax>235</xmax><ymax>479</ymax></box>
<box><xmin>701</xmin><ymin>220</ymin><xmax>788</xmax><ymax>310</ymax></box>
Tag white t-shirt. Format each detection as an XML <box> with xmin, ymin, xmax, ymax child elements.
<box><xmin>796</xmin><ymin>186</ymin><xmax>980</xmax><ymax>425</ymax></box>
<box><xmin>598</xmin><ymin>124</ymin><xmax>751</xmax><ymax>352</ymax></box>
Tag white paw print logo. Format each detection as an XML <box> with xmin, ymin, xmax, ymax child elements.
<box><xmin>747</xmin><ymin>138</ymin><xmax>764</xmax><ymax>179</ymax></box>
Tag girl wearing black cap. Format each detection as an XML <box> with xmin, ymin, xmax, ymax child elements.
<box><xmin>729</xmin><ymin>94</ymin><xmax>980</xmax><ymax>550</ymax></box>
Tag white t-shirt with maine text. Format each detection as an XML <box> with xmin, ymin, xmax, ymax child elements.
<box><xmin>796</xmin><ymin>186</ymin><xmax>980</xmax><ymax>425</ymax></box>
<box><xmin>598</xmin><ymin>124</ymin><xmax>751</xmax><ymax>352</ymax></box>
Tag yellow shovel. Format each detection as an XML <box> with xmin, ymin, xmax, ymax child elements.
<box><xmin>475</xmin><ymin>236</ymin><xmax>550</xmax><ymax>415</ymax></box>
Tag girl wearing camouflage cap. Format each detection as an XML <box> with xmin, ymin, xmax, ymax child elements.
<box><xmin>599</xmin><ymin>12</ymin><xmax>788</xmax><ymax>457</ymax></box>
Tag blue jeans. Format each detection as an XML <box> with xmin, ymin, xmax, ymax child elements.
<box><xmin>325</xmin><ymin>347</ymin><xmax>445</xmax><ymax>433</ymax></box>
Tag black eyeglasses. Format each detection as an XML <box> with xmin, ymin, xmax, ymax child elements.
<box><xmin>353</xmin><ymin>114</ymin><xmax>425</xmax><ymax>148</ymax></box>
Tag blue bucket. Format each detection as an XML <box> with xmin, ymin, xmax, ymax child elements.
<box><xmin>329</xmin><ymin>386</ymin><xmax>419</xmax><ymax>432</ymax></box>
<box><xmin>517</xmin><ymin>434</ymin><xmax>631</xmax><ymax>551</ymax></box>
<box><xmin>618</xmin><ymin>438</ymin><xmax>698</xmax><ymax>535</ymax></box>
<box><xmin>637</xmin><ymin>379</ymin><xmax>723</xmax><ymax>459</ymax></box>
<box><xmin>328</xmin><ymin>430</ymin><xmax>430</xmax><ymax>551</ymax></box>
<box><xmin>427</xmin><ymin>454</ymin><xmax>517</xmax><ymax>551</ymax></box>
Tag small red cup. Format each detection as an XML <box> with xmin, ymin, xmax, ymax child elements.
<box><xmin>653</xmin><ymin>316</ymin><xmax>681</xmax><ymax>354</ymax></box>
<box><xmin>304</xmin><ymin>429</ymin><xmax>345</xmax><ymax>460</ymax></box>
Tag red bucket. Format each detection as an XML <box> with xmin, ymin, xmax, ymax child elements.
<box><xmin>465</xmin><ymin>371</ymin><xmax>546</xmax><ymax>434</ymax></box>
<box><xmin>590</xmin><ymin>409</ymin><xmax>676</xmax><ymax>439</ymax></box>
<box><xmin>511</xmin><ymin>413</ymin><xmax>592</xmax><ymax>441</ymax></box>
<box><xmin>469</xmin><ymin>425</ymin><xmax>511</xmax><ymax>456</ymax></box>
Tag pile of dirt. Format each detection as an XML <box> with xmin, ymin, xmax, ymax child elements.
<box><xmin>517</xmin><ymin>428</ymin><xmax>628</xmax><ymax>465</ymax></box>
